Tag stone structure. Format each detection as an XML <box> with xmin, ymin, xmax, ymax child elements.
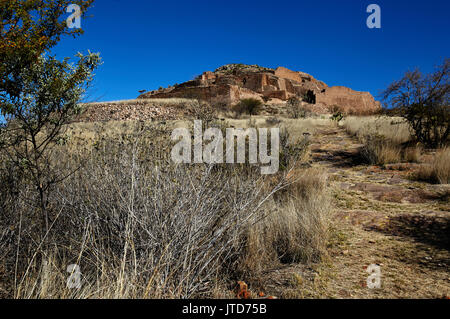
<box><xmin>138</xmin><ymin>64</ymin><xmax>381</xmax><ymax>114</ymax></box>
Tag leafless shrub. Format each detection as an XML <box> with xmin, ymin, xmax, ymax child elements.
<box><xmin>0</xmin><ymin>123</ymin><xmax>331</xmax><ymax>299</ymax></box>
<box><xmin>382</xmin><ymin>58</ymin><xmax>449</xmax><ymax>147</ymax></box>
<box><xmin>286</xmin><ymin>97</ymin><xmax>308</xmax><ymax>119</ymax></box>
<box><xmin>0</xmin><ymin>113</ymin><xmax>335</xmax><ymax>299</ymax></box>
<box><xmin>1</xmin><ymin>141</ymin><xmax>275</xmax><ymax>298</ymax></box>
<box><xmin>187</xmin><ymin>100</ymin><xmax>216</xmax><ymax>125</ymax></box>
<box><xmin>265</xmin><ymin>117</ymin><xmax>281</xmax><ymax>126</ymax></box>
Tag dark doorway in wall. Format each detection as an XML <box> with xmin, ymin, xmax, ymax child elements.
<box><xmin>304</xmin><ymin>90</ymin><xmax>316</xmax><ymax>104</ymax></box>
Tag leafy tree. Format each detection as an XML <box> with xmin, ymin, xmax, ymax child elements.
<box><xmin>0</xmin><ymin>0</ymin><xmax>98</xmax><ymax>235</ymax></box>
<box><xmin>382</xmin><ymin>59</ymin><xmax>449</xmax><ymax>147</ymax></box>
<box><xmin>1</xmin><ymin>0</ymin><xmax>94</xmax><ymax>110</ymax></box>
<box><xmin>0</xmin><ymin>53</ymin><xmax>101</xmax><ymax>234</ymax></box>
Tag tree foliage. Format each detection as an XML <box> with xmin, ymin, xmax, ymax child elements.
<box><xmin>382</xmin><ymin>59</ymin><xmax>449</xmax><ymax>147</ymax></box>
<box><xmin>0</xmin><ymin>52</ymin><xmax>101</xmax><ymax>233</ymax></box>
<box><xmin>0</xmin><ymin>0</ymin><xmax>98</xmax><ymax>235</ymax></box>
<box><xmin>0</xmin><ymin>0</ymin><xmax>94</xmax><ymax>106</ymax></box>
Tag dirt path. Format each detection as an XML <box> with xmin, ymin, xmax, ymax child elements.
<box><xmin>305</xmin><ymin>125</ymin><xmax>450</xmax><ymax>298</ymax></box>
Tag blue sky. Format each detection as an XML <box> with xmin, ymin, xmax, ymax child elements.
<box><xmin>51</xmin><ymin>0</ymin><xmax>450</xmax><ymax>102</ymax></box>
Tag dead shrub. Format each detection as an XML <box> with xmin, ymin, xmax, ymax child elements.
<box><xmin>286</xmin><ymin>97</ymin><xmax>309</xmax><ymax>119</ymax></box>
<box><xmin>188</xmin><ymin>100</ymin><xmax>216</xmax><ymax>124</ymax></box>
<box><xmin>0</xmin><ymin>125</ymin><xmax>331</xmax><ymax>299</ymax></box>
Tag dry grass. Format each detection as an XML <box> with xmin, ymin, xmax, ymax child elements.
<box><xmin>413</xmin><ymin>147</ymin><xmax>450</xmax><ymax>184</ymax></box>
<box><xmin>242</xmin><ymin>169</ymin><xmax>330</xmax><ymax>273</ymax></box>
<box><xmin>403</xmin><ymin>146</ymin><xmax>422</xmax><ymax>163</ymax></box>
<box><xmin>342</xmin><ymin>116</ymin><xmax>425</xmax><ymax>165</ymax></box>
<box><xmin>359</xmin><ymin>135</ymin><xmax>402</xmax><ymax>165</ymax></box>
<box><xmin>343</xmin><ymin>116</ymin><xmax>413</xmax><ymax>144</ymax></box>
<box><xmin>0</xmin><ymin>123</ymin><xmax>331</xmax><ymax>299</ymax></box>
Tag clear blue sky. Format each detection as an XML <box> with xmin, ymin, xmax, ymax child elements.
<box><xmin>52</xmin><ymin>0</ymin><xmax>450</xmax><ymax>102</ymax></box>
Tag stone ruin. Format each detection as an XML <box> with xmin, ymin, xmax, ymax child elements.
<box><xmin>138</xmin><ymin>64</ymin><xmax>381</xmax><ymax>114</ymax></box>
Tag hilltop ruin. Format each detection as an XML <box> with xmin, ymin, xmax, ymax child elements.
<box><xmin>138</xmin><ymin>64</ymin><xmax>381</xmax><ymax>115</ymax></box>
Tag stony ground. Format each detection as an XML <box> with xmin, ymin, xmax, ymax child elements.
<box><xmin>259</xmin><ymin>123</ymin><xmax>449</xmax><ymax>299</ymax></box>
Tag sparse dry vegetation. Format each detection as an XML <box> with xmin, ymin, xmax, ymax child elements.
<box><xmin>359</xmin><ymin>135</ymin><xmax>403</xmax><ymax>165</ymax></box>
<box><xmin>0</xmin><ymin>122</ymin><xmax>330</xmax><ymax>299</ymax></box>
<box><xmin>413</xmin><ymin>147</ymin><xmax>450</xmax><ymax>184</ymax></box>
<box><xmin>286</xmin><ymin>97</ymin><xmax>310</xmax><ymax>119</ymax></box>
<box><xmin>343</xmin><ymin>116</ymin><xmax>413</xmax><ymax>165</ymax></box>
<box><xmin>343</xmin><ymin>116</ymin><xmax>413</xmax><ymax>144</ymax></box>
<box><xmin>344</xmin><ymin>115</ymin><xmax>449</xmax><ymax>185</ymax></box>
<box><xmin>233</xmin><ymin>98</ymin><xmax>263</xmax><ymax>117</ymax></box>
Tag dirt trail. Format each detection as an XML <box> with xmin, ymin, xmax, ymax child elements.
<box><xmin>306</xmin><ymin>125</ymin><xmax>450</xmax><ymax>298</ymax></box>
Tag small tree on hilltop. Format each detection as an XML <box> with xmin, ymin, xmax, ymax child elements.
<box><xmin>238</xmin><ymin>98</ymin><xmax>263</xmax><ymax>116</ymax></box>
<box><xmin>382</xmin><ymin>58</ymin><xmax>449</xmax><ymax>147</ymax></box>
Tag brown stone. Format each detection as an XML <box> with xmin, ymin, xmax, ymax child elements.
<box><xmin>316</xmin><ymin>86</ymin><xmax>381</xmax><ymax>115</ymax></box>
<box><xmin>138</xmin><ymin>64</ymin><xmax>381</xmax><ymax>114</ymax></box>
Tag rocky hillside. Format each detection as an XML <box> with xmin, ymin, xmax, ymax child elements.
<box><xmin>138</xmin><ymin>64</ymin><xmax>381</xmax><ymax>115</ymax></box>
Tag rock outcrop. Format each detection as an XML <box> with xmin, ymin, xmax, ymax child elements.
<box><xmin>138</xmin><ymin>64</ymin><xmax>381</xmax><ymax>114</ymax></box>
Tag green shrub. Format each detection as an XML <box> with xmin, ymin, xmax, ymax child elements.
<box><xmin>237</xmin><ymin>98</ymin><xmax>263</xmax><ymax>116</ymax></box>
<box><xmin>331</xmin><ymin>112</ymin><xmax>344</xmax><ymax>122</ymax></box>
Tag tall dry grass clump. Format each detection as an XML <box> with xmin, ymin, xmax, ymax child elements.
<box><xmin>359</xmin><ymin>135</ymin><xmax>402</xmax><ymax>165</ymax></box>
<box><xmin>414</xmin><ymin>148</ymin><xmax>450</xmax><ymax>184</ymax></box>
<box><xmin>403</xmin><ymin>146</ymin><xmax>422</xmax><ymax>163</ymax></box>
<box><xmin>241</xmin><ymin>168</ymin><xmax>330</xmax><ymax>273</ymax></box>
<box><xmin>343</xmin><ymin>116</ymin><xmax>425</xmax><ymax>165</ymax></box>
<box><xmin>343</xmin><ymin>116</ymin><xmax>412</xmax><ymax>144</ymax></box>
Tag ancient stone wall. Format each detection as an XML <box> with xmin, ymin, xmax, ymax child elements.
<box><xmin>316</xmin><ymin>86</ymin><xmax>381</xmax><ymax>114</ymax></box>
<box><xmin>137</xmin><ymin>64</ymin><xmax>381</xmax><ymax>114</ymax></box>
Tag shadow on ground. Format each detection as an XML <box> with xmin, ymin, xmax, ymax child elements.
<box><xmin>367</xmin><ymin>214</ymin><xmax>450</xmax><ymax>251</ymax></box>
<box><xmin>312</xmin><ymin>148</ymin><xmax>366</xmax><ymax>168</ymax></box>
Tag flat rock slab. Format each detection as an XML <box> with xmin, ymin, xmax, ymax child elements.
<box><xmin>349</xmin><ymin>182</ymin><xmax>445</xmax><ymax>204</ymax></box>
